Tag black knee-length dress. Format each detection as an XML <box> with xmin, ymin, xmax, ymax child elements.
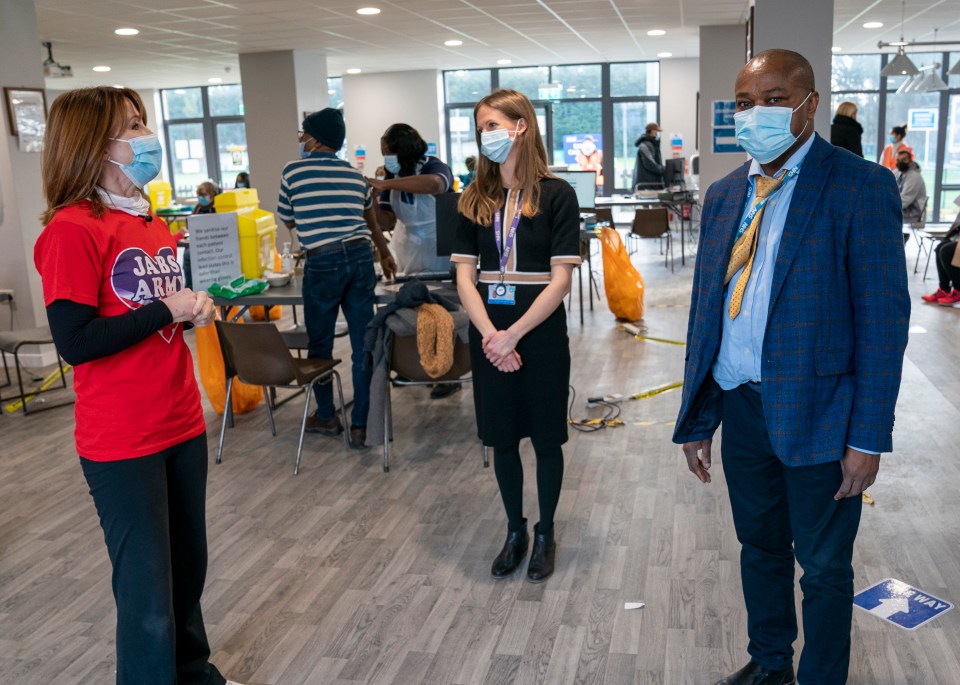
<box><xmin>451</xmin><ymin>178</ymin><xmax>581</xmax><ymax>448</ymax></box>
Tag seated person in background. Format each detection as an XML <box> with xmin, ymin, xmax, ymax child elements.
<box><xmin>234</xmin><ymin>171</ymin><xmax>250</xmax><ymax>189</ymax></box>
<box><xmin>896</xmin><ymin>149</ymin><xmax>926</xmax><ymax>225</ymax></box>
<box><xmin>921</xmin><ymin>218</ymin><xmax>960</xmax><ymax>306</ymax></box>
<box><xmin>193</xmin><ymin>181</ymin><xmax>219</xmax><ymax>215</ymax></box>
<box><xmin>459</xmin><ymin>155</ymin><xmax>477</xmax><ymax>189</ymax></box>
<box><xmin>368</xmin><ymin>123</ymin><xmax>454</xmax><ymax>276</ymax></box>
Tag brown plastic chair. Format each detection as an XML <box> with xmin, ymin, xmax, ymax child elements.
<box><xmin>214</xmin><ymin>320</ymin><xmax>347</xmax><ymax>475</ymax></box>
<box><xmin>382</xmin><ymin>331</ymin><xmax>487</xmax><ymax>472</ymax></box>
<box><xmin>629</xmin><ymin>207</ymin><xmax>674</xmax><ymax>271</ymax></box>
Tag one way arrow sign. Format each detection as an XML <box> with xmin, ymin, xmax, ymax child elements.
<box><xmin>854</xmin><ymin>578</ymin><xmax>953</xmax><ymax>630</ymax></box>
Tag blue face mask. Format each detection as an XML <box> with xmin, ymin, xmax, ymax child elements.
<box><xmin>198</xmin><ymin>195</ymin><xmax>212</xmax><ymax>207</ymax></box>
<box><xmin>236</xmin><ymin>182</ymin><xmax>247</xmax><ymax>188</ymax></box>
<box><xmin>299</xmin><ymin>141</ymin><xmax>310</xmax><ymax>159</ymax></box>
<box><xmin>889</xmin><ymin>134</ymin><xmax>898</xmax><ymax>144</ymax></box>
<box><xmin>109</xmin><ymin>133</ymin><xmax>162</xmax><ymax>189</ymax></box>
<box><xmin>480</xmin><ymin>122</ymin><xmax>521</xmax><ymax>164</ymax></box>
<box><xmin>733</xmin><ymin>92</ymin><xmax>812</xmax><ymax>164</ymax></box>
<box><xmin>383</xmin><ymin>154</ymin><xmax>401</xmax><ymax>175</ymax></box>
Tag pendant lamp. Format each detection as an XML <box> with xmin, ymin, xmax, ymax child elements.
<box><xmin>881</xmin><ymin>46</ymin><xmax>920</xmax><ymax>77</ymax></box>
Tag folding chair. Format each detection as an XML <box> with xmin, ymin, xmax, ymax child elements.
<box><xmin>0</xmin><ymin>326</ymin><xmax>72</xmax><ymax>415</ymax></box>
<box><xmin>214</xmin><ymin>320</ymin><xmax>347</xmax><ymax>475</ymax></box>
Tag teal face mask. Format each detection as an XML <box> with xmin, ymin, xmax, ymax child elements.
<box><xmin>384</xmin><ymin>154</ymin><xmax>401</xmax><ymax>174</ymax></box>
<box><xmin>109</xmin><ymin>133</ymin><xmax>162</xmax><ymax>189</ymax></box>
<box><xmin>480</xmin><ymin>122</ymin><xmax>521</xmax><ymax>164</ymax></box>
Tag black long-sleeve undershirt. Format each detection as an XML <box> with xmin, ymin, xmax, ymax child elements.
<box><xmin>47</xmin><ymin>298</ymin><xmax>175</xmax><ymax>366</ymax></box>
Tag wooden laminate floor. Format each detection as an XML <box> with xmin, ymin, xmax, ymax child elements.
<box><xmin>1</xmin><ymin>237</ymin><xmax>959</xmax><ymax>684</ymax></box>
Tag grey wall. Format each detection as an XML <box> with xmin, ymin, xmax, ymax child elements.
<box><xmin>660</xmin><ymin>58</ymin><xmax>700</xmax><ymax>167</ymax></box>
<box><xmin>0</xmin><ymin>0</ymin><xmax>49</xmax><ymax>333</ymax></box>
<box><xmin>341</xmin><ymin>69</ymin><xmax>443</xmax><ymax>174</ymax></box>
<box><xmin>698</xmin><ymin>24</ymin><xmax>750</xmax><ymax>194</ymax></box>
<box><xmin>754</xmin><ymin>0</ymin><xmax>834</xmax><ymax>139</ymax></box>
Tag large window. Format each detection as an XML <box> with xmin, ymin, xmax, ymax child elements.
<box><xmin>443</xmin><ymin>62</ymin><xmax>660</xmax><ymax>194</ymax></box>
<box><xmin>161</xmin><ymin>85</ymin><xmax>248</xmax><ymax>198</ymax></box>
<box><xmin>328</xmin><ymin>77</ymin><xmax>343</xmax><ymax>109</ymax></box>
<box><xmin>832</xmin><ymin>53</ymin><xmax>960</xmax><ymax>222</ymax></box>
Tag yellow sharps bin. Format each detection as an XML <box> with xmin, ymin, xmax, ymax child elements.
<box><xmin>215</xmin><ymin>189</ymin><xmax>277</xmax><ymax>279</ymax></box>
<box><xmin>147</xmin><ymin>180</ymin><xmax>172</xmax><ymax>210</ymax></box>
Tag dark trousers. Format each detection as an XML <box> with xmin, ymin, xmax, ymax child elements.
<box><xmin>80</xmin><ymin>433</ymin><xmax>225</xmax><ymax>685</ymax></box>
<box><xmin>302</xmin><ymin>242</ymin><xmax>376</xmax><ymax>428</ymax></box>
<box><xmin>721</xmin><ymin>384</ymin><xmax>862</xmax><ymax>684</ymax></box>
<box><xmin>934</xmin><ymin>240</ymin><xmax>959</xmax><ymax>291</ymax></box>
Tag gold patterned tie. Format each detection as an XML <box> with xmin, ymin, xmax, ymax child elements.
<box><xmin>725</xmin><ymin>170</ymin><xmax>789</xmax><ymax>319</ymax></box>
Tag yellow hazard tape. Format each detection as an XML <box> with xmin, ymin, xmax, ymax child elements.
<box><xmin>634</xmin><ymin>335</ymin><xmax>686</xmax><ymax>346</ymax></box>
<box><xmin>569</xmin><ymin>418</ymin><xmax>625</xmax><ymax>428</ymax></box>
<box><xmin>4</xmin><ymin>364</ymin><xmax>72</xmax><ymax>413</ymax></box>
<box><xmin>862</xmin><ymin>491</ymin><xmax>875</xmax><ymax>506</ymax></box>
<box><xmin>629</xmin><ymin>381</ymin><xmax>683</xmax><ymax>400</ymax></box>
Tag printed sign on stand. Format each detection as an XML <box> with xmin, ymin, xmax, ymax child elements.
<box><xmin>854</xmin><ymin>578</ymin><xmax>953</xmax><ymax>630</ymax></box>
<box><xmin>188</xmin><ymin>212</ymin><xmax>243</xmax><ymax>290</ymax></box>
<box><xmin>908</xmin><ymin>108</ymin><xmax>938</xmax><ymax>132</ymax></box>
<box><xmin>712</xmin><ymin>100</ymin><xmax>742</xmax><ymax>154</ymax></box>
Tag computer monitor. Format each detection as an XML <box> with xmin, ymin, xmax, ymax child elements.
<box><xmin>435</xmin><ymin>191</ymin><xmax>460</xmax><ymax>257</ymax></box>
<box><xmin>553</xmin><ymin>170</ymin><xmax>597</xmax><ymax>210</ymax></box>
<box><xmin>664</xmin><ymin>157</ymin><xmax>685</xmax><ymax>187</ymax></box>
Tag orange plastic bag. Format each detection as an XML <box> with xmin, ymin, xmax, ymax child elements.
<box><xmin>249</xmin><ymin>305</ymin><xmax>282</xmax><ymax>321</ymax></box>
<box><xmin>195</xmin><ymin>309</ymin><xmax>263</xmax><ymax>415</ymax></box>
<box><xmin>599</xmin><ymin>226</ymin><xmax>645</xmax><ymax>321</ymax></box>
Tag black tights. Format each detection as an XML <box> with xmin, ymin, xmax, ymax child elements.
<box><xmin>493</xmin><ymin>441</ymin><xmax>564</xmax><ymax>534</ymax></box>
<box><xmin>935</xmin><ymin>240</ymin><xmax>960</xmax><ymax>292</ymax></box>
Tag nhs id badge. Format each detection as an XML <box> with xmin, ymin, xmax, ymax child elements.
<box><xmin>488</xmin><ymin>283</ymin><xmax>516</xmax><ymax>305</ymax></box>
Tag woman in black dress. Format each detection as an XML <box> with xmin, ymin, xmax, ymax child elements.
<box><xmin>452</xmin><ymin>89</ymin><xmax>581</xmax><ymax>583</ymax></box>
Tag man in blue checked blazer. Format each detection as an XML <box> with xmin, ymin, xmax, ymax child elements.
<box><xmin>673</xmin><ymin>50</ymin><xmax>909</xmax><ymax>685</ymax></box>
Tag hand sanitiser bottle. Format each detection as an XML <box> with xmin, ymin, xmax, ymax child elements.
<box><xmin>280</xmin><ymin>242</ymin><xmax>294</xmax><ymax>274</ymax></box>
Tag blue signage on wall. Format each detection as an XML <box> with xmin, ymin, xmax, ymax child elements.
<box><xmin>712</xmin><ymin>100</ymin><xmax>742</xmax><ymax>154</ymax></box>
<box><xmin>854</xmin><ymin>578</ymin><xmax>953</xmax><ymax>630</ymax></box>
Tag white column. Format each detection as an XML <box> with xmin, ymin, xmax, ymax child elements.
<box><xmin>238</xmin><ymin>50</ymin><xmax>328</xmax><ymax>239</ymax></box>
<box><xmin>754</xmin><ymin>0</ymin><xmax>834</xmax><ymax>138</ymax></box>
<box><xmin>698</xmin><ymin>25</ymin><xmax>749</xmax><ymax>192</ymax></box>
<box><xmin>0</xmin><ymin>0</ymin><xmax>48</xmax><ymax>331</ymax></box>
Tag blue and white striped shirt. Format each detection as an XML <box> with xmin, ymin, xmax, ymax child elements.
<box><xmin>277</xmin><ymin>152</ymin><xmax>373</xmax><ymax>249</ymax></box>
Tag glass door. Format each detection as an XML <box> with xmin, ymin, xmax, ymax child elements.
<box><xmin>167</xmin><ymin>123</ymin><xmax>208</xmax><ymax>199</ymax></box>
<box><xmin>215</xmin><ymin>121</ymin><xmax>249</xmax><ymax>190</ymax></box>
<box><xmin>941</xmin><ymin>93</ymin><xmax>960</xmax><ymax>223</ymax></box>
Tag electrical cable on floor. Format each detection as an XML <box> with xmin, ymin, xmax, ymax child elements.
<box><xmin>568</xmin><ymin>384</ymin><xmax>623</xmax><ymax>432</ymax></box>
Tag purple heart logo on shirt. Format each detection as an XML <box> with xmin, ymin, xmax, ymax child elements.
<box><xmin>111</xmin><ymin>246</ymin><xmax>183</xmax><ymax>343</ymax></box>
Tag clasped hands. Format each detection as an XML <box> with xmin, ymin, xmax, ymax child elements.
<box><xmin>162</xmin><ymin>288</ymin><xmax>217</xmax><ymax>327</ymax></box>
<box><xmin>482</xmin><ymin>329</ymin><xmax>522</xmax><ymax>373</ymax></box>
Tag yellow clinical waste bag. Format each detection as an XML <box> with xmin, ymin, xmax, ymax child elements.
<box><xmin>599</xmin><ymin>226</ymin><xmax>645</xmax><ymax>321</ymax></box>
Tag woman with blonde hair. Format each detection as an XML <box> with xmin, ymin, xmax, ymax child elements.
<box><xmin>34</xmin><ymin>87</ymin><xmax>240</xmax><ymax>685</ymax></box>
<box><xmin>830</xmin><ymin>101</ymin><xmax>863</xmax><ymax>157</ymax></box>
<box><xmin>452</xmin><ymin>89</ymin><xmax>581</xmax><ymax>583</ymax></box>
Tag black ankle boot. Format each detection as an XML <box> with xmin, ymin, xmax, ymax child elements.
<box><xmin>527</xmin><ymin>522</ymin><xmax>556</xmax><ymax>583</ymax></box>
<box><xmin>491</xmin><ymin>521</ymin><xmax>529</xmax><ymax>578</ymax></box>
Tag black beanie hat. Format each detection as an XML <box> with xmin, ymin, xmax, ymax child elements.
<box><xmin>302</xmin><ymin>108</ymin><xmax>346</xmax><ymax>151</ymax></box>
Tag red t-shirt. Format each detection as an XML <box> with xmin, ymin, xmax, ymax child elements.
<box><xmin>34</xmin><ymin>202</ymin><xmax>206</xmax><ymax>461</ymax></box>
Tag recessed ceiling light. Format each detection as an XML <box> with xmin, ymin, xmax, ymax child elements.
<box><xmin>208</xmin><ymin>77</ymin><xmax>223</xmax><ymax>83</ymax></box>
<box><xmin>497</xmin><ymin>59</ymin><xmax>512</xmax><ymax>65</ymax></box>
<box><xmin>863</xmin><ymin>21</ymin><xmax>884</xmax><ymax>29</ymax></box>
<box><xmin>114</xmin><ymin>27</ymin><xmax>139</xmax><ymax>36</ymax></box>
<box><xmin>113</xmin><ymin>84</ymin><xmax>124</xmax><ymax>88</ymax></box>
<box><xmin>657</xmin><ymin>52</ymin><xmax>672</xmax><ymax>58</ymax></box>
<box><xmin>647</xmin><ymin>29</ymin><xmax>666</xmax><ymax>36</ymax></box>
<box><xmin>356</xmin><ymin>7</ymin><xmax>380</xmax><ymax>15</ymax></box>
<box><xmin>832</xmin><ymin>46</ymin><xmax>842</xmax><ymax>52</ymax></box>
<box><xmin>93</xmin><ymin>65</ymin><xmax>111</xmax><ymax>72</ymax></box>
<box><xmin>346</xmin><ymin>68</ymin><xmax>362</xmax><ymax>74</ymax></box>
<box><xmin>444</xmin><ymin>39</ymin><xmax>463</xmax><ymax>47</ymax></box>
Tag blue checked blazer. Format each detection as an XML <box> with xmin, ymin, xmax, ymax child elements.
<box><xmin>673</xmin><ymin>134</ymin><xmax>910</xmax><ymax>465</ymax></box>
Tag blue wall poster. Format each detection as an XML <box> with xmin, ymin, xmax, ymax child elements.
<box><xmin>712</xmin><ymin>100</ymin><xmax>742</xmax><ymax>154</ymax></box>
<box><xmin>854</xmin><ymin>578</ymin><xmax>953</xmax><ymax>630</ymax></box>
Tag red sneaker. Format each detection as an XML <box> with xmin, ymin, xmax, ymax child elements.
<box><xmin>936</xmin><ymin>288</ymin><xmax>960</xmax><ymax>306</ymax></box>
<box><xmin>922</xmin><ymin>288</ymin><xmax>948</xmax><ymax>303</ymax></box>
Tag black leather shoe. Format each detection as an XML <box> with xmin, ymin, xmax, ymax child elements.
<box><xmin>526</xmin><ymin>522</ymin><xmax>556</xmax><ymax>583</ymax></box>
<box><xmin>491</xmin><ymin>522</ymin><xmax>529</xmax><ymax>578</ymax></box>
<box><xmin>714</xmin><ymin>662</ymin><xmax>795</xmax><ymax>685</ymax></box>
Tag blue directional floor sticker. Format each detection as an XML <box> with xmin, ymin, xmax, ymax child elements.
<box><xmin>854</xmin><ymin>578</ymin><xmax>953</xmax><ymax>630</ymax></box>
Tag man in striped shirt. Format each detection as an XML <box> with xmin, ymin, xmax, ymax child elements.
<box><xmin>278</xmin><ymin>108</ymin><xmax>396</xmax><ymax>449</ymax></box>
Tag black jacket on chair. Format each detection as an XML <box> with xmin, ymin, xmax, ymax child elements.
<box><xmin>830</xmin><ymin>115</ymin><xmax>863</xmax><ymax>158</ymax></box>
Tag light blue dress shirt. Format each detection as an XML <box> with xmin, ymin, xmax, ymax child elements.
<box><xmin>713</xmin><ymin>135</ymin><xmax>814</xmax><ymax>392</ymax></box>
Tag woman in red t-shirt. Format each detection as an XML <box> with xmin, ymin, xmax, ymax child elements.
<box><xmin>34</xmin><ymin>87</ymin><xmax>241</xmax><ymax>685</ymax></box>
